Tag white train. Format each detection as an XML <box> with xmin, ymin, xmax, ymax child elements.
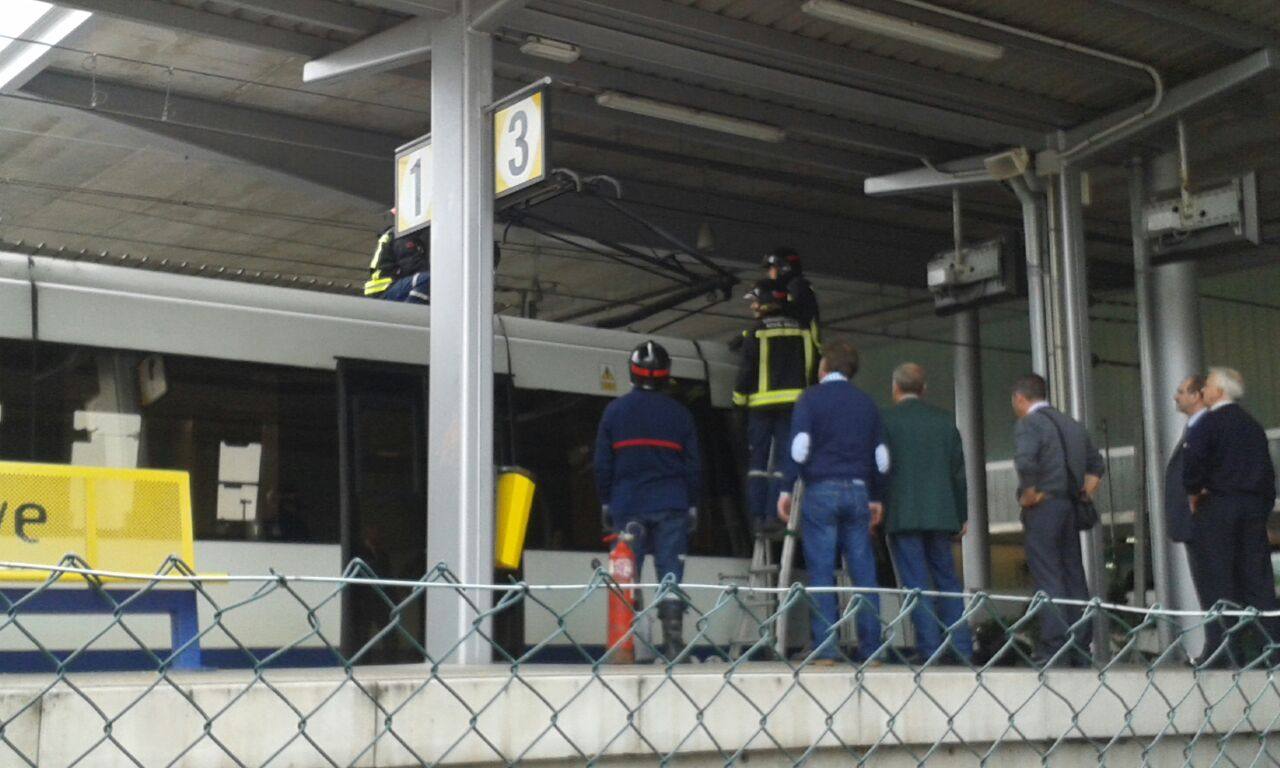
<box><xmin>0</xmin><ymin>249</ymin><xmax>785</xmax><ymax>664</ymax></box>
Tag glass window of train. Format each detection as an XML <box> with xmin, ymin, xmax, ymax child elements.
<box><xmin>0</xmin><ymin>340</ymin><xmax>100</xmax><ymax>463</ymax></box>
<box><xmin>0</xmin><ymin>338</ymin><xmax>32</xmax><ymax>460</ymax></box>
<box><xmin>511</xmin><ymin>388</ymin><xmax>610</xmax><ymax>552</ymax></box>
<box><xmin>142</xmin><ymin>355</ymin><xmax>339</xmax><ymax>544</ymax></box>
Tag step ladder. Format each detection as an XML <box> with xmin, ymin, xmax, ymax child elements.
<box><xmin>726</xmin><ymin>441</ymin><xmax>791</xmax><ymax>659</ymax></box>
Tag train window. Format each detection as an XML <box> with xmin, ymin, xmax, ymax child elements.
<box><xmin>510</xmin><ymin>379</ymin><xmax>749</xmax><ymax>558</ymax></box>
<box><xmin>0</xmin><ymin>339</ymin><xmax>338</xmax><ymax>544</ymax></box>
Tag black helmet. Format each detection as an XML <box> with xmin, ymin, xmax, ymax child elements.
<box><xmin>629</xmin><ymin>340</ymin><xmax>671</xmax><ymax>390</ymax></box>
<box><xmin>743</xmin><ymin>278</ymin><xmax>787</xmax><ymax>308</ymax></box>
<box><xmin>762</xmin><ymin>246</ymin><xmax>801</xmax><ymax>277</ymax></box>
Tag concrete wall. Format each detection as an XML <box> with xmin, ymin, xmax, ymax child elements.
<box><xmin>1</xmin><ymin>665</ymin><xmax>1272</xmax><ymax>766</ymax></box>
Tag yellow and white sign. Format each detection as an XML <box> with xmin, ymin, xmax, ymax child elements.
<box><xmin>494</xmin><ymin>91</ymin><xmax>546</xmax><ymax>197</ymax></box>
<box><xmin>395</xmin><ymin>138</ymin><xmax>432</xmax><ymax>236</ymax></box>
<box><xmin>0</xmin><ymin>461</ymin><xmax>194</xmax><ymax>580</ymax></box>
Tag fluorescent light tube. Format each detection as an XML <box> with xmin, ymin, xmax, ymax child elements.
<box><xmin>519</xmin><ymin>36</ymin><xmax>580</xmax><ymax>64</ymax></box>
<box><xmin>801</xmin><ymin>0</ymin><xmax>1004</xmax><ymax>61</ymax></box>
<box><xmin>594</xmin><ymin>92</ymin><xmax>786</xmax><ymax>143</ymax></box>
<box><xmin>0</xmin><ymin>2</ymin><xmax>92</xmax><ymax>90</ymax></box>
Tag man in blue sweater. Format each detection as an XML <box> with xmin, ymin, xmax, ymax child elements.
<box><xmin>779</xmin><ymin>339</ymin><xmax>889</xmax><ymax>664</ymax></box>
<box><xmin>595</xmin><ymin>340</ymin><xmax>702</xmax><ymax>660</ymax></box>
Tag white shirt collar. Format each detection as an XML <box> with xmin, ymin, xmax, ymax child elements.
<box><xmin>897</xmin><ymin>393</ymin><xmax>919</xmax><ymax>401</ymax></box>
<box><xmin>1027</xmin><ymin>400</ymin><xmax>1050</xmax><ymax>415</ymax></box>
<box><xmin>1210</xmin><ymin>398</ymin><xmax>1234</xmax><ymax>411</ymax></box>
<box><xmin>820</xmin><ymin>371</ymin><xmax>847</xmax><ymax>384</ymax></box>
<box><xmin>1186</xmin><ymin>408</ymin><xmax>1207</xmax><ymax>428</ymax></box>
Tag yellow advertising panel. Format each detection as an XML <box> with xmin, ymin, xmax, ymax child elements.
<box><xmin>494</xmin><ymin>91</ymin><xmax>546</xmax><ymax>197</ymax></box>
<box><xmin>0</xmin><ymin>462</ymin><xmax>193</xmax><ymax>580</ymax></box>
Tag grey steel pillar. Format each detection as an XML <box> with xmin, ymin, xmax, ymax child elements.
<box><xmin>1130</xmin><ymin>157</ymin><xmax>1204</xmax><ymax>650</ymax></box>
<box><xmin>1056</xmin><ymin>167</ymin><xmax>1109</xmax><ymax>658</ymax></box>
<box><xmin>950</xmin><ymin>189</ymin><xmax>989</xmax><ymax>592</ymax></box>
<box><xmin>1010</xmin><ymin>179</ymin><xmax>1049</xmax><ymax>378</ymax></box>
<box><xmin>427</xmin><ymin>6</ymin><xmax>495</xmax><ymax>664</ymax></box>
<box><xmin>955</xmin><ymin>311</ymin><xmax>990</xmax><ymax>592</ymax></box>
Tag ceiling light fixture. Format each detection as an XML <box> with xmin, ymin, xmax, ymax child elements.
<box><xmin>800</xmin><ymin>0</ymin><xmax>1004</xmax><ymax>61</ymax></box>
<box><xmin>0</xmin><ymin>1</ymin><xmax>92</xmax><ymax>90</ymax></box>
<box><xmin>594</xmin><ymin>92</ymin><xmax>786</xmax><ymax>143</ymax></box>
<box><xmin>519</xmin><ymin>36</ymin><xmax>581</xmax><ymax>64</ymax></box>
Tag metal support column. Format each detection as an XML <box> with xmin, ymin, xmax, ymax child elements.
<box><xmin>1010</xmin><ymin>179</ymin><xmax>1050</xmax><ymax>378</ymax></box>
<box><xmin>1056</xmin><ymin>166</ymin><xmax>1109</xmax><ymax>658</ymax></box>
<box><xmin>1131</xmin><ymin>156</ymin><xmax>1204</xmax><ymax>650</ymax></box>
<box><xmin>427</xmin><ymin>6</ymin><xmax>495</xmax><ymax>664</ymax></box>
<box><xmin>950</xmin><ymin>189</ymin><xmax>989</xmax><ymax>593</ymax></box>
<box><xmin>955</xmin><ymin>311</ymin><xmax>989</xmax><ymax>593</ymax></box>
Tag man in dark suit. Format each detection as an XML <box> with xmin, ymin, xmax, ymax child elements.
<box><xmin>1011</xmin><ymin>374</ymin><xmax>1104</xmax><ymax>666</ymax></box>
<box><xmin>882</xmin><ymin>363</ymin><xmax>972</xmax><ymax>663</ymax></box>
<box><xmin>1165</xmin><ymin>376</ymin><xmax>1209</xmax><ymax>602</ymax></box>
<box><xmin>1182</xmin><ymin>367</ymin><xmax>1279</xmax><ymax>666</ymax></box>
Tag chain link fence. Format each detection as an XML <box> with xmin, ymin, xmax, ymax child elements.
<box><xmin>0</xmin><ymin>555</ymin><xmax>1277</xmax><ymax>766</ymax></box>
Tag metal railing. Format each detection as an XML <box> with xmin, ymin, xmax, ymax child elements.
<box><xmin>0</xmin><ymin>555</ymin><xmax>1277</xmax><ymax>766</ymax></box>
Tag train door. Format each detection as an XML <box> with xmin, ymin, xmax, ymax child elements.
<box><xmin>337</xmin><ymin>359</ymin><xmax>427</xmax><ymax>662</ymax></box>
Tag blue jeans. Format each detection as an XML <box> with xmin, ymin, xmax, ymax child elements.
<box><xmin>382</xmin><ymin>271</ymin><xmax>429</xmax><ymax>303</ymax></box>
<box><xmin>747</xmin><ymin>409</ymin><xmax>793</xmax><ymax>522</ymax></box>
<box><xmin>615</xmin><ymin>508</ymin><xmax>688</xmax><ymax>585</ymax></box>
<box><xmin>890</xmin><ymin>532</ymin><xmax>973</xmax><ymax>661</ymax></box>
<box><xmin>801</xmin><ymin>480</ymin><xmax>881</xmax><ymax>660</ymax></box>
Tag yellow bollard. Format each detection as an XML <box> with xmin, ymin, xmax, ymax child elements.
<box><xmin>494</xmin><ymin>467</ymin><xmax>536</xmax><ymax>570</ymax></box>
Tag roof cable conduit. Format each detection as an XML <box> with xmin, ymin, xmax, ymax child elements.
<box><xmin>876</xmin><ymin>0</ymin><xmax>1163</xmax><ymax>169</ymax></box>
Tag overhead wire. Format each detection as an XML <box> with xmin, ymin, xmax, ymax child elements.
<box><xmin>0</xmin><ymin>30</ymin><xmax>428</xmax><ymax>118</ymax></box>
<box><xmin>0</xmin><ymin>89</ymin><xmax>396</xmax><ymax>164</ymax></box>
<box><xmin>0</xmin><ymin>175</ymin><xmax>375</xmax><ymax>231</ymax></box>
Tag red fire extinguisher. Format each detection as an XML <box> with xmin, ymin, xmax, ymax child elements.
<box><xmin>603</xmin><ymin>528</ymin><xmax>638</xmax><ymax>664</ymax></box>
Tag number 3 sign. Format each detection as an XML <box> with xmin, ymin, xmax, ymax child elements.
<box><xmin>393</xmin><ymin>83</ymin><xmax>548</xmax><ymax>236</ymax></box>
<box><xmin>493</xmin><ymin>90</ymin><xmax>545</xmax><ymax>197</ymax></box>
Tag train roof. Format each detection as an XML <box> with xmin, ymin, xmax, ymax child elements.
<box><xmin>0</xmin><ymin>251</ymin><xmax>738</xmax><ymax>406</ymax></box>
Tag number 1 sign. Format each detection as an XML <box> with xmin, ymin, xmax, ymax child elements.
<box><xmin>395</xmin><ymin>137</ymin><xmax>432</xmax><ymax>237</ymax></box>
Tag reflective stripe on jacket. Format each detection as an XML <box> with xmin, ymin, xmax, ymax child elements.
<box><xmin>364</xmin><ymin>230</ymin><xmax>395</xmax><ymax>296</ymax></box>
<box><xmin>732</xmin><ymin>318</ymin><xmax>816</xmax><ymax>409</ymax></box>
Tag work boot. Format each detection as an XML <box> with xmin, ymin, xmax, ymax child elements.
<box><xmin>658</xmin><ymin>600</ymin><xmax>687</xmax><ymax>663</ymax></box>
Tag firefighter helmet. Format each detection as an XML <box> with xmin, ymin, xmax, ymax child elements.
<box><xmin>629</xmin><ymin>340</ymin><xmax>671</xmax><ymax>390</ymax></box>
<box><xmin>762</xmin><ymin>246</ymin><xmax>802</xmax><ymax>277</ymax></box>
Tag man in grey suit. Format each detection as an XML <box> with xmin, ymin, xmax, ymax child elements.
<box><xmin>1011</xmin><ymin>374</ymin><xmax>1104</xmax><ymax>666</ymax></box>
<box><xmin>1165</xmin><ymin>375</ymin><xmax>1207</xmax><ymax>584</ymax></box>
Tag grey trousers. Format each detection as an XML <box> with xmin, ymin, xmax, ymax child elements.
<box><xmin>1021</xmin><ymin>498</ymin><xmax>1091</xmax><ymax>658</ymax></box>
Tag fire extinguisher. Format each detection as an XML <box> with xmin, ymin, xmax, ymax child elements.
<box><xmin>601</xmin><ymin>526</ymin><xmax>639</xmax><ymax>664</ymax></box>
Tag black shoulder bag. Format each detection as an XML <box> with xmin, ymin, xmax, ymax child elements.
<box><xmin>1043</xmin><ymin>412</ymin><xmax>1100</xmax><ymax>531</ymax></box>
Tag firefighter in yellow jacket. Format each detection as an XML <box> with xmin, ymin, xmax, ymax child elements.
<box><xmin>734</xmin><ymin>279</ymin><xmax>818</xmax><ymax>534</ymax></box>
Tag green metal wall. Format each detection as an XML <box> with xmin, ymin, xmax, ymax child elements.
<box><xmin>843</xmin><ymin>260</ymin><xmax>1280</xmax><ymax>463</ymax></box>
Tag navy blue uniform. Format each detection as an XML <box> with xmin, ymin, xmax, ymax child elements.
<box><xmin>594</xmin><ymin>389</ymin><xmax>701</xmax><ymax>581</ymax></box>
<box><xmin>1182</xmin><ymin>402</ymin><xmax>1279</xmax><ymax>662</ymax></box>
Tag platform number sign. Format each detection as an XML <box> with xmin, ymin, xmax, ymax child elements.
<box><xmin>393</xmin><ymin>83</ymin><xmax>548</xmax><ymax>235</ymax></box>
<box><xmin>395</xmin><ymin>137</ymin><xmax>432</xmax><ymax>236</ymax></box>
<box><xmin>494</xmin><ymin>90</ymin><xmax>546</xmax><ymax>198</ymax></box>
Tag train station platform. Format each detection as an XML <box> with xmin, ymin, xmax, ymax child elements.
<box><xmin>4</xmin><ymin>663</ymin><xmax>1272</xmax><ymax>766</ymax></box>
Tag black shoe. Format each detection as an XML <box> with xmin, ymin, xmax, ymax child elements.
<box><xmin>658</xmin><ymin>601</ymin><xmax>688</xmax><ymax>664</ymax></box>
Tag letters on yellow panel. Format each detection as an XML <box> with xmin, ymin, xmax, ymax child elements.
<box><xmin>0</xmin><ymin>462</ymin><xmax>193</xmax><ymax>580</ymax></box>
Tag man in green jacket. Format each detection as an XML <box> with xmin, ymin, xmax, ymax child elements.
<box><xmin>881</xmin><ymin>363</ymin><xmax>973</xmax><ymax>663</ymax></box>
